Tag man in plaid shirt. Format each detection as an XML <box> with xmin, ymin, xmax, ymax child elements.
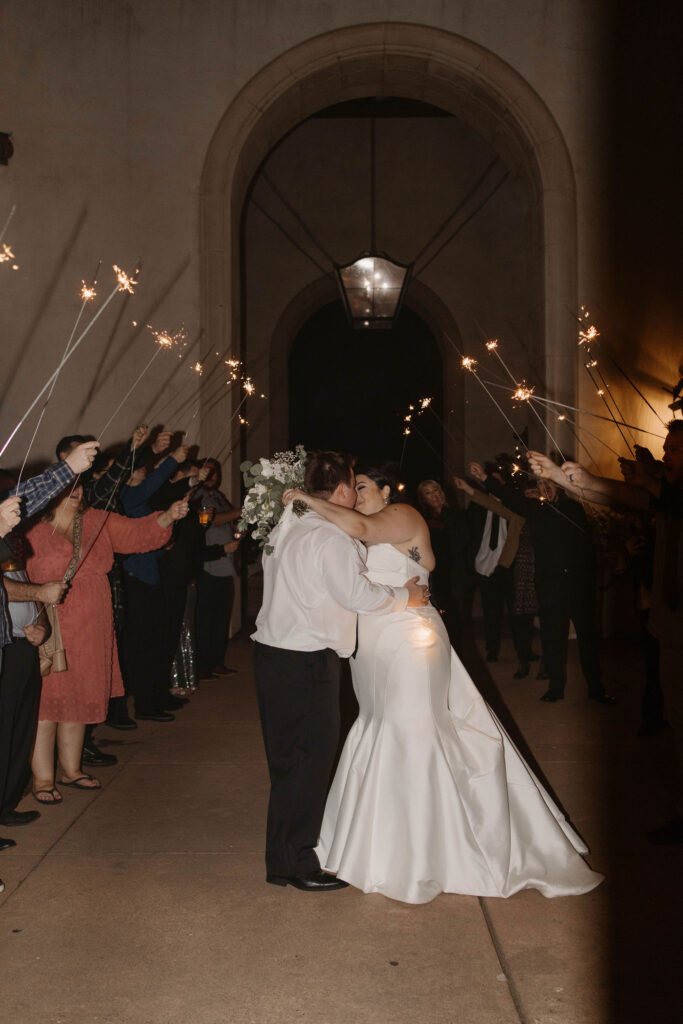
<box><xmin>0</xmin><ymin>441</ymin><xmax>99</xmax><ymax>658</ymax></box>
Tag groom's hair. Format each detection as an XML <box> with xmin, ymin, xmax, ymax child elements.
<box><xmin>304</xmin><ymin>450</ymin><xmax>354</xmax><ymax>498</ymax></box>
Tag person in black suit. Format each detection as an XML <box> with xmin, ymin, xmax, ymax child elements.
<box><xmin>468</xmin><ymin>462</ymin><xmax>614</xmax><ymax>705</ymax></box>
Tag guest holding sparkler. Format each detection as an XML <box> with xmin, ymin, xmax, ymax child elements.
<box><xmin>25</xmin><ymin>483</ymin><xmax>188</xmax><ymax>803</ymax></box>
<box><xmin>84</xmin><ymin>427</ymin><xmax>172</xmax><ymax>732</ymax></box>
<box><xmin>467</xmin><ymin>461</ymin><xmax>615</xmax><ymax>705</ymax></box>
<box><xmin>120</xmin><ymin>441</ymin><xmax>189</xmax><ymax>720</ymax></box>
<box><xmin>529</xmin><ymin>422</ymin><xmax>683</xmax><ymax>844</ymax></box>
<box><xmin>151</xmin><ymin>458</ymin><xmax>236</xmax><ymax>696</ymax></box>
<box><xmin>453</xmin><ymin>470</ymin><xmax>539</xmax><ymax>677</ymax></box>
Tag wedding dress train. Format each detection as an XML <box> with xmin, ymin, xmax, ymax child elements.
<box><xmin>317</xmin><ymin>544</ymin><xmax>603</xmax><ymax>904</ymax></box>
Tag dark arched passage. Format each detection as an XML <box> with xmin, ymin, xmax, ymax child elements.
<box><xmin>289</xmin><ymin>301</ymin><xmax>444</xmax><ymax>492</ymax></box>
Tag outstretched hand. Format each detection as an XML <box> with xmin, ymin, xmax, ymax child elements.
<box><xmin>151</xmin><ymin>430</ymin><xmax>172</xmax><ymax>455</ymax></box>
<box><xmin>65</xmin><ymin>441</ymin><xmax>100</xmax><ymax>475</ymax></box>
<box><xmin>132</xmin><ymin>424</ymin><xmax>148</xmax><ymax>449</ymax></box>
<box><xmin>468</xmin><ymin>462</ymin><xmax>486</xmax><ymax>483</ymax></box>
<box><xmin>453</xmin><ymin>475</ymin><xmax>474</xmax><ymax>496</ymax></box>
<box><xmin>157</xmin><ymin>500</ymin><xmax>189</xmax><ymax>528</ymax></box>
<box><xmin>0</xmin><ymin>495</ymin><xmax>22</xmax><ymax>537</ymax></box>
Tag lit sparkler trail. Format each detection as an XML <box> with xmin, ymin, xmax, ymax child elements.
<box><xmin>0</xmin><ymin>264</ymin><xmax>140</xmax><ymax>460</ymax></box>
<box><xmin>97</xmin><ymin>322</ymin><xmax>186</xmax><ymax>442</ymax></box>
<box><xmin>200</xmin><ymin>375</ymin><xmax>264</xmax><ymax>460</ymax></box>
<box><xmin>526</xmin><ymin>392</ymin><xmax>665</xmax><ymax>439</ymax></box>
<box><xmin>0</xmin><ymin>204</ymin><xmax>16</xmax><ymax>247</ymax></box>
<box><xmin>482</xmin><ymin>332</ymin><xmax>567</xmax><ymax>460</ymax></box>
<box><xmin>15</xmin><ymin>261</ymin><xmax>102</xmax><ymax>485</ymax></box>
<box><xmin>461</xmin><ymin>356</ymin><xmax>530</xmax><ymax>452</ymax></box>
<box><xmin>576</xmin><ymin>306</ymin><xmax>634</xmax><ymax>455</ymax></box>
<box><xmin>553</xmin><ymin>410</ymin><xmax>620</xmax><ymax>460</ymax></box>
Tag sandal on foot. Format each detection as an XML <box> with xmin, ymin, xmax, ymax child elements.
<box><xmin>32</xmin><ymin>787</ymin><xmax>63</xmax><ymax>805</ymax></box>
<box><xmin>59</xmin><ymin>775</ymin><xmax>101</xmax><ymax>790</ymax></box>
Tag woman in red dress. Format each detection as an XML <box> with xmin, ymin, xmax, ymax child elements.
<box><xmin>25</xmin><ymin>484</ymin><xmax>188</xmax><ymax>803</ymax></box>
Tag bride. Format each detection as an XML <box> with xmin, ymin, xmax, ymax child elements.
<box><xmin>283</xmin><ymin>464</ymin><xmax>603</xmax><ymax>905</ymax></box>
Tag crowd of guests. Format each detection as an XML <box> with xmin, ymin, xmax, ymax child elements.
<box><xmin>417</xmin><ymin>419</ymin><xmax>683</xmax><ymax>846</ymax></box>
<box><xmin>0</xmin><ymin>426</ymin><xmax>241</xmax><ymax>892</ymax></box>
<box><xmin>1</xmin><ymin>417</ymin><xmax>681</xmax><ymax>897</ymax></box>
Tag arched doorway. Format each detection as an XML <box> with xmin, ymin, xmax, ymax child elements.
<box><xmin>289</xmin><ymin>301</ymin><xmax>445</xmax><ymax>491</ymax></box>
<box><xmin>199</xmin><ymin>22</ymin><xmax>577</xmax><ymax>489</ymax></box>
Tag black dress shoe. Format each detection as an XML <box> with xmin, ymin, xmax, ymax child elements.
<box><xmin>266</xmin><ymin>869</ymin><xmax>349</xmax><ymax>891</ymax></box>
<box><xmin>105</xmin><ymin>715</ymin><xmax>138</xmax><ymax>731</ymax></box>
<box><xmin>588</xmin><ymin>692</ymin><xmax>616</xmax><ymax>705</ymax></box>
<box><xmin>540</xmin><ymin>689</ymin><xmax>564</xmax><ymax>702</ymax></box>
<box><xmin>81</xmin><ymin>743</ymin><xmax>118</xmax><ymax>767</ymax></box>
<box><xmin>0</xmin><ymin>810</ymin><xmax>40</xmax><ymax>827</ymax></box>
<box><xmin>0</xmin><ymin>836</ymin><xmax>17</xmax><ymax>851</ymax></box>
<box><xmin>513</xmin><ymin>663</ymin><xmax>530</xmax><ymax>679</ymax></box>
<box><xmin>135</xmin><ymin>711</ymin><xmax>175</xmax><ymax>722</ymax></box>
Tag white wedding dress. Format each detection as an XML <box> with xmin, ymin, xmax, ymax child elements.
<box><xmin>317</xmin><ymin>543</ymin><xmax>603</xmax><ymax>904</ymax></box>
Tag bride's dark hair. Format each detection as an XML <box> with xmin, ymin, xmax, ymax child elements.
<box><xmin>354</xmin><ymin>462</ymin><xmax>401</xmax><ymax>504</ymax></box>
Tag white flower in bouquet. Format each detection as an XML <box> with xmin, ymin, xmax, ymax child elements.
<box><xmin>238</xmin><ymin>444</ymin><xmax>307</xmax><ymax>554</ymax></box>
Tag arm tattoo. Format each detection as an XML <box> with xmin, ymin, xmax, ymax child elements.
<box><xmin>408</xmin><ymin>546</ymin><xmax>421</xmax><ymax>563</ymax></box>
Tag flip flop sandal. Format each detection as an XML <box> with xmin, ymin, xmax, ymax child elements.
<box><xmin>59</xmin><ymin>775</ymin><xmax>101</xmax><ymax>790</ymax></box>
<box><xmin>32</xmin><ymin>787</ymin><xmax>63</xmax><ymax>805</ymax></box>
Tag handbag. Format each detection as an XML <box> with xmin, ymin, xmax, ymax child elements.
<box><xmin>38</xmin><ymin>513</ymin><xmax>82</xmax><ymax>677</ymax></box>
<box><xmin>39</xmin><ymin>603</ymin><xmax>67</xmax><ymax>676</ymax></box>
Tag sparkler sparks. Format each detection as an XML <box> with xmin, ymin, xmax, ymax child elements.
<box><xmin>113</xmin><ymin>264</ymin><xmax>139</xmax><ymax>294</ymax></box>
<box><xmin>192</xmin><ymin>361</ymin><xmax>203</xmax><ymax>375</ymax></box>
<box><xmin>420</xmin><ymin>397</ymin><xmax>432</xmax><ymax>410</ymax></box>
<box><xmin>80</xmin><ymin>281</ymin><xmax>97</xmax><ymax>301</ymax></box>
<box><xmin>485</xmin><ymin>339</ymin><xmax>498</xmax><ymax>351</ymax></box>
<box><xmin>147</xmin><ymin>324</ymin><xmax>186</xmax><ymax>349</ymax></box>
<box><xmin>0</xmin><ymin>242</ymin><xmax>18</xmax><ymax>269</ymax></box>
<box><xmin>512</xmin><ymin>383</ymin><xmax>535</xmax><ymax>403</ymax></box>
<box><xmin>242</xmin><ymin>378</ymin><xmax>255</xmax><ymax>396</ymax></box>
<box><xmin>461</xmin><ymin>356</ymin><xmax>477</xmax><ymax>371</ymax></box>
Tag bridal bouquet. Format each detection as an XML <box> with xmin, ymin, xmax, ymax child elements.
<box><xmin>238</xmin><ymin>445</ymin><xmax>307</xmax><ymax>554</ymax></box>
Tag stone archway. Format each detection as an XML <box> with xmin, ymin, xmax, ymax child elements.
<box><xmin>199</xmin><ymin>22</ymin><xmax>577</xmax><ymax>476</ymax></box>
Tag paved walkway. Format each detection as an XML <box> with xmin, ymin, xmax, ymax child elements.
<box><xmin>0</xmin><ymin>633</ymin><xmax>678</xmax><ymax>1024</ymax></box>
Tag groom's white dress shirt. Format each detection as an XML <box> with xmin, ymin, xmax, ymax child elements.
<box><xmin>253</xmin><ymin>506</ymin><xmax>408</xmax><ymax>658</ymax></box>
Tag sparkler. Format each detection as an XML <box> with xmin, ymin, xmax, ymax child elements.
<box><xmin>576</xmin><ymin>306</ymin><xmax>634</xmax><ymax>456</ymax></box>
<box><xmin>15</xmin><ymin>262</ymin><xmax>102</xmax><ymax>485</ymax></box>
<box><xmin>97</xmin><ymin>322</ymin><xmax>185</xmax><ymax>442</ymax></box>
<box><xmin>482</xmin><ymin>333</ymin><xmax>567</xmax><ymax>460</ymax></box>
<box><xmin>0</xmin><ymin>242</ymin><xmax>19</xmax><ymax>270</ymax></box>
<box><xmin>0</xmin><ymin>264</ymin><xmax>140</xmax><ymax>460</ymax></box>
<box><xmin>0</xmin><ymin>204</ymin><xmax>16</xmax><ymax>247</ymax></box>
<box><xmin>461</xmin><ymin>356</ymin><xmax>530</xmax><ymax>453</ymax></box>
<box><xmin>200</xmin><ymin>374</ymin><xmax>264</xmax><ymax>461</ymax></box>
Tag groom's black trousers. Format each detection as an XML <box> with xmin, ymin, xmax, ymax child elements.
<box><xmin>254</xmin><ymin>642</ymin><xmax>341</xmax><ymax>878</ymax></box>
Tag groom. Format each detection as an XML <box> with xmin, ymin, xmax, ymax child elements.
<box><xmin>252</xmin><ymin>450</ymin><xmax>428</xmax><ymax>891</ymax></box>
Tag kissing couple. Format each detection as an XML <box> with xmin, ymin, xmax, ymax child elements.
<box><xmin>252</xmin><ymin>450</ymin><xmax>602</xmax><ymax>904</ymax></box>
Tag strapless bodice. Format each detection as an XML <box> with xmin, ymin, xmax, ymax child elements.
<box><xmin>365</xmin><ymin>543</ymin><xmax>430</xmax><ymax>587</ymax></box>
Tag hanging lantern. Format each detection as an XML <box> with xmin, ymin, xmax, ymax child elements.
<box><xmin>336</xmin><ymin>252</ymin><xmax>410</xmax><ymax>330</ymax></box>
